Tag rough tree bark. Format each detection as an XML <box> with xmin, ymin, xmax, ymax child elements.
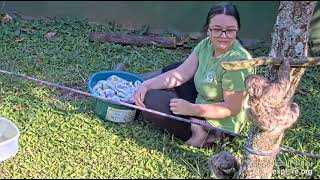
<box><xmin>238</xmin><ymin>1</ymin><xmax>317</xmax><ymax>179</ymax></box>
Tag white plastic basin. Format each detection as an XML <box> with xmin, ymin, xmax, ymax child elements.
<box><xmin>0</xmin><ymin>117</ymin><xmax>20</xmax><ymax>162</ymax></box>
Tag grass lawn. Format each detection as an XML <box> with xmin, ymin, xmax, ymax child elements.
<box><xmin>0</xmin><ymin>17</ymin><xmax>319</xmax><ymax>179</ymax></box>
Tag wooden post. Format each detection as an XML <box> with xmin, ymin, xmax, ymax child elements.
<box><xmin>221</xmin><ymin>56</ymin><xmax>320</xmax><ymax>70</ymax></box>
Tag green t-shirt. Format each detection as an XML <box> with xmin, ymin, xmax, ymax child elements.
<box><xmin>193</xmin><ymin>37</ymin><xmax>255</xmax><ymax>133</ymax></box>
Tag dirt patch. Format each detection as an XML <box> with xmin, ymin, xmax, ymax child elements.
<box><xmin>56</xmin><ymin>82</ymin><xmax>90</xmax><ymax>101</ymax></box>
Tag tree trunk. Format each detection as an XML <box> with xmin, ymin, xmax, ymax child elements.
<box><xmin>266</xmin><ymin>1</ymin><xmax>317</xmax><ymax>81</ymax></box>
<box><xmin>89</xmin><ymin>32</ymin><xmax>176</xmax><ymax>48</ymax></box>
<box><xmin>238</xmin><ymin>1</ymin><xmax>317</xmax><ymax>179</ymax></box>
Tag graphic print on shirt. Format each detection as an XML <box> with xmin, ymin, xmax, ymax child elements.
<box><xmin>206</xmin><ymin>71</ymin><xmax>217</xmax><ymax>84</ymax></box>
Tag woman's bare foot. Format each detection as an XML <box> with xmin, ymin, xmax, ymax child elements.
<box><xmin>185</xmin><ymin>124</ymin><xmax>209</xmax><ymax>148</ymax></box>
<box><xmin>185</xmin><ymin>136</ymin><xmax>207</xmax><ymax>147</ymax></box>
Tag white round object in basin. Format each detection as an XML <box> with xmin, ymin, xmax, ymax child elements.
<box><xmin>0</xmin><ymin>117</ymin><xmax>20</xmax><ymax>162</ymax></box>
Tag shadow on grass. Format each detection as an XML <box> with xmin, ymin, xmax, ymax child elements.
<box><xmin>55</xmin><ymin>95</ymin><xmax>232</xmax><ymax>178</ymax></box>
<box><xmin>97</xmin><ymin>117</ymin><xmax>227</xmax><ymax>178</ymax></box>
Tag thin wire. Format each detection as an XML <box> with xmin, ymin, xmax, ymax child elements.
<box><xmin>244</xmin><ymin>144</ymin><xmax>280</xmax><ymax>156</ymax></box>
<box><xmin>0</xmin><ymin>68</ymin><xmax>319</xmax><ymax>159</ymax></box>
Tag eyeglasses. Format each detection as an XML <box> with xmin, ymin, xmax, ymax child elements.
<box><xmin>208</xmin><ymin>28</ymin><xmax>238</xmax><ymax>39</ymax></box>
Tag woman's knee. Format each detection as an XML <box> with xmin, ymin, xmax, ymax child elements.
<box><xmin>142</xmin><ymin>89</ymin><xmax>192</xmax><ymax>141</ymax></box>
<box><xmin>142</xmin><ymin>89</ymin><xmax>176</xmax><ymax>124</ymax></box>
<box><xmin>144</xmin><ymin>89</ymin><xmax>178</xmax><ymax>112</ymax></box>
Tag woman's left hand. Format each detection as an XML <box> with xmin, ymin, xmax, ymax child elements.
<box><xmin>169</xmin><ymin>98</ymin><xmax>194</xmax><ymax>116</ymax></box>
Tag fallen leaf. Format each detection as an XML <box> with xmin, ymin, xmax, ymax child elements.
<box><xmin>20</xmin><ymin>28</ymin><xmax>29</xmax><ymax>32</ymax></box>
<box><xmin>21</xmin><ymin>28</ymin><xmax>36</xmax><ymax>33</ymax></box>
<box><xmin>20</xmin><ymin>28</ymin><xmax>36</xmax><ymax>34</ymax></box>
<box><xmin>0</xmin><ymin>14</ymin><xmax>13</xmax><ymax>23</ymax></box>
<box><xmin>15</xmin><ymin>38</ymin><xmax>25</xmax><ymax>43</ymax></box>
<box><xmin>45</xmin><ymin>32</ymin><xmax>56</xmax><ymax>39</ymax></box>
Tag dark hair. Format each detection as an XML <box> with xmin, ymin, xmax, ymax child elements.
<box><xmin>202</xmin><ymin>2</ymin><xmax>241</xmax><ymax>35</ymax></box>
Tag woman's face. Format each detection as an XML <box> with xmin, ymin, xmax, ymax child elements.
<box><xmin>207</xmin><ymin>14</ymin><xmax>239</xmax><ymax>52</ymax></box>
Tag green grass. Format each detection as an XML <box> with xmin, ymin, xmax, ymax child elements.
<box><xmin>0</xmin><ymin>17</ymin><xmax>319</xmax><ymax>179</ymax></box>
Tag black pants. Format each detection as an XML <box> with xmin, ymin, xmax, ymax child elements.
<box><xmin>142</xmin><ymin>61</ymin><xmax>197</xmax><ymax>141</ymax></box>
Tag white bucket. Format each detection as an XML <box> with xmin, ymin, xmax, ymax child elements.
<box><xmin>0</xmin><ymin>117</ymin><xmax>20</xmax><ymax>162</ymax></box>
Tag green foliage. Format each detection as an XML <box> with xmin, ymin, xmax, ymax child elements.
<box><xmin>0</xmin><ymin>17</ymin><xmax>319</xmax><ymax>179</ymax></box>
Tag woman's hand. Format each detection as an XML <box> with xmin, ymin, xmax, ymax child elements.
<box><xmin>134</xmin><ymin>83</ymin><xmax>148</xmax><ymax>108</ymax></box>
<box><xmin>169</xmin><ymin>98</ymin><xmax>194</xmax><ymax>116</ymax></box>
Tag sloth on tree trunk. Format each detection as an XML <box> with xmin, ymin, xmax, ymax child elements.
<box><xmin>208</xmin><ymin>58</ymin><xmax>301</xmax><ymax>179</ymax></box>
<box><xmin>245</xmin><ymin>58</ymin><xmax>300</xmax><ymax>134</ymax></box>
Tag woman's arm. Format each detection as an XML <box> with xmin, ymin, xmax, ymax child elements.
<box><xmin>191</xmin><ymin>90</ymin><xmax>244</xmax><ymax>118</ymax></box>
<box><xmin>143</xmin><ymin>51</ymin><xmax>198</xmax><ymax>90</ymax></box>
<box><xmin>170</xmin><ymin>90</ymin><xmax>244</xmax><ymax>118</ymax></box>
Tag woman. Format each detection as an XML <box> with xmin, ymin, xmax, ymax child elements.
<box><xmin>134</xmin><ymin>2</ymin><xmax>255</xmax><ymax>148</ymax></box>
